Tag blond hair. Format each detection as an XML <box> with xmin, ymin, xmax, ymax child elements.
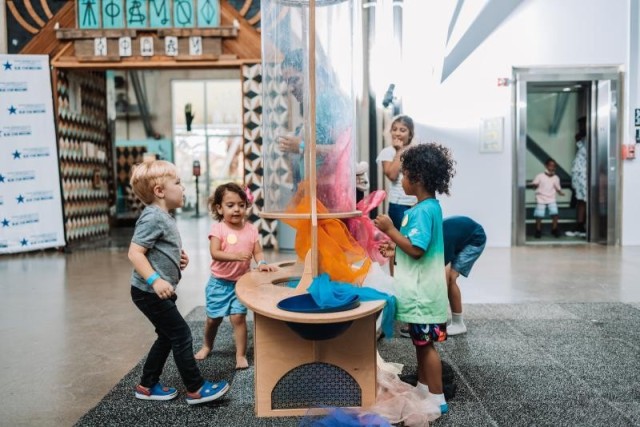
<box><xmin>130</xmin><ymin>160</ymin><xmax>178</xmax><ymax>205</ymax></box>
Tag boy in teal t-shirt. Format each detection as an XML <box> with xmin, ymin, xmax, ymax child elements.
<box><xmin>375</xmin><ymin>142</ymin><xmax>456</xmax><ymax>415</ymax></box>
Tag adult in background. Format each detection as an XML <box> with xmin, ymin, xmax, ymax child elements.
<box><xmin>566</xmin><ymin>118</ymin><xmax>587</xmax><ymax>237</ymax></box>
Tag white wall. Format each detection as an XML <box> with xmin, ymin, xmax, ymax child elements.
<box><xmin>623</xmin><ymin>0</ymin><xmax>640</xmax><ymax>245</ymax></box>
<box><xmin>401</xmin><ymin>0</ymin><xmax>633</xmax><ymax>246</ymax></box>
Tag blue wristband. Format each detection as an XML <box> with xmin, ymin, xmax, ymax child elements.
<box><xmin>146</xmin><ymin>272</ymin><xmax>160</xmax><ymax>285</ymax></box>
<box><xmin>257</xmin><ymin>260</ymin><xmax>267</xmax><ymax>266</ymax></box>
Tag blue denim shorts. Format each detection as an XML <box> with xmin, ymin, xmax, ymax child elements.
<box><xmin>205</xmin><ymin>276</ymin><xmax>247</xmax><ymax>318</ymax></box>
<box><xmin>452</xmin><ymin>242</ymin><xmax>486</xmax><ymax>277</ymax></box>
<box><xmin>534</xmin><ymin>202</ymin><xmax>559</xmax><ymax>218</ymax></box>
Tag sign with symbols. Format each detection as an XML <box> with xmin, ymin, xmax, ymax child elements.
<box><xmin>119</xmin><ymin>37</ymin><xmax>132</xmax><ymax>56</ymax></box>
<box><xmin>174</xmin><ymin>0</ymin><xmax>195</xmax><ymax>28</ymax></box>
<box><xmin>140</xmin><ymin>37</ymin><xmax>154</xmax><ymax>56</ymax></box>
<box><xmin>149</xmin><ymin>0</ymin><xmax>171</xmax><ymax>28</ymax></box>
<box><xmin>165</xmin><ymin>36</ymin><xmax>178</xmax><ymax>56</ymax></box>
<box><xmin>76</xmin><ymin>0</ymin><xmax>220</xmax><ymax>29</ymax></box>
<box><xmin>78</xmin><ymin>0</ymin><xmax>102</xmax><ymax>29</ymax></box>
<box><xmin>102</xmin><ymin>0</ymin><xmax>124</xmax><ymax>28</ymax></box>
<box><xmin>126</xmin><ymin>0</ymin><xmax>148</xmax><ymax>28</ymax></box>
<box><xmin>94</xmin><ymin>37</ymin><xmax>108</xmax><ymax>56</ymax></box>
<box><xmin>197</xmin><ymin>0</ymin><xmax>220</xmax><ymax>28</ymax></box>
<box><xmin>189</xmin><ymin>36</ymin><xmax>202</xmax><ymax>56</ymax></box>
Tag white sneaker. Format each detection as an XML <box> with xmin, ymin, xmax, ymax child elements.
<box><xmin>447</xmin><ymin>323</ymin><xmax>467</xmax><ymax>336</ymax></box>
<box><xmin>565</xmin><ymin>231</ymin><xmax>578</xmax><ymax>237</ymax></box>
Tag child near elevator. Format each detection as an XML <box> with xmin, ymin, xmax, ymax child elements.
<box><xmin>532</xmin><ymin>159</ymin><xmax>565</xmax><ymax>238</ymax></box>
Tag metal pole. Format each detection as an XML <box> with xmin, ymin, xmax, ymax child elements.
<box><xmin>194</xmin><ymin>175</ymin><xmax>200</xmax><ymax>217</ymax></box>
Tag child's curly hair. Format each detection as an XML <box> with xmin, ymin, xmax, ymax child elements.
<box><xmin>208</xmin><ymin>182</ymin><xmax>251</xmax><ymax>221</ymax></box>
<box><xmin>401</xmin><ymin>142</ymin><xmax>456</xmax><ymax>196</ymax></box>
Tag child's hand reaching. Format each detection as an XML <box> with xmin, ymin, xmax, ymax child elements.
<box><xmin>257</xmin><ymin>261</ymin><xmax>278</xmax><ymax>272</ymax></box>
<box><xmin>378</xmin><ymin>241</ymin><xmax>396</xmax><ymax>258</ymax></box>
<box><xmin>374</xmin><ymin>214</ymin><xmax>394</xmax><ymax>233</ymax></box>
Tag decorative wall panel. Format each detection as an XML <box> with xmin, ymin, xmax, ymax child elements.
<box><xmin>242</xmin><ymin>63</ymin><xmax>278</xmax><ymax>249</ymax></box>
<box><xmin>57</xmin><ymin>69</ymin><xmax>112</xmax><ymax>242</ymax></box>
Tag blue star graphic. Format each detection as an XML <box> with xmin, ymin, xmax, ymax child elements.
<box><xmin>12</xmin><ymin>150</ymin><xmax>21</xmax><ymax>159</ymax></box>
<box><xmin>8</xmin><ymin>105</ymin><xmax>17</xmax><ymax>114</ymax></box>
<box><xmin>20</xmin><ymin>238</ymin><xmax>28</xmax><ymax>246</ymax></box>
<box><xmin>2</xmin><ymin>61</ymin><xmax>11</xmax><ymax>70</ymax></box>
<box><xmin>1</xmin><ymin>218</ymin><xmax>9</xmax><ymax>227</ymax></box>
<box><xmin>16</xmin><ymin>194</ymin><xmax>24</xmax><ymax>203</ymax></box>
<box><xmin>0</xmin><ymin>174</ymin><xmax>4</xmax><ymax>183</ymax></box>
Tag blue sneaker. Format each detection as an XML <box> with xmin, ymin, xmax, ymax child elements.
<box><xmin>440</xmin><ymin>403</ymin><xmax>449</xmax><ymax>414</ymax></box>
<box><xmin>135</xmin><ymin>383</ymin><xmax>178</xmax><ymax>401</ymax></box>
<box><xmin>186</xmin><ymin>380</ymin><xmax>229</xmax><ymax>405</ymax></box>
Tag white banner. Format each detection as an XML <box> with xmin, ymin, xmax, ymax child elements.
<box><xmin>0</xmin><ymin>54</ymin><xmax>66</xmax><ymax>254</ymax></box>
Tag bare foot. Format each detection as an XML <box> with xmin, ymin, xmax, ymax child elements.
<box><xmin>235</xmin><ymin>356</ymin><xmax>249</xmax><ymax>370</ymax></box>
<box><xmin>194</xmin><ymin>346</ymin><xmax>211</xmax><ymax>360</ymax></box>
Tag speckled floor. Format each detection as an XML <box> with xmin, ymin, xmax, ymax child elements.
<box><xmin>2</xmin><ymin>214</ymin><xmax>640</xmax><ymax>426</ymax></box>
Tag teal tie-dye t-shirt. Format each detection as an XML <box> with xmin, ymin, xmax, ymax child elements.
<box><xmin>394</xmin><ymin>198</ymin><xmax>448</xmax><ymax>324</ymax></box>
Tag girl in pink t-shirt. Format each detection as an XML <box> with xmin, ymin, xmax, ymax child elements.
<box><xmin>195</xmin><ymin>183</ymin><xmax>276</xmax><ymax>369</ymax></box>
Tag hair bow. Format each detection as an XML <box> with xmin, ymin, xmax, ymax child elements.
<box><xmin>244</xmin><ymin>186</ymin><xmax>255</xmax><ymax>204</ymax></box>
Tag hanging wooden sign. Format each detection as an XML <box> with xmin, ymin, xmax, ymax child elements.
<box><xmin>78</xmin><ymin>0</ymin><xmax>217</xmax><ymax>29</ymax></box>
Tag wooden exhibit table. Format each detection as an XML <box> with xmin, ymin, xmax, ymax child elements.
<box><xmin>236</xmin><ymin>261</ymin><xmax>386</xmax><ymax>417</ymax></box>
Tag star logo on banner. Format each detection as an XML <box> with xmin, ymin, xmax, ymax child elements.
<box><xmin>20</xmin><ymin>238</ymin><xmax>28</xmax><ymax>246</ymax></box>
<box><xmin>12</xmin><ymin>150</ymin><xmax>21</xmax><ymax>159</ymax></box>
<box><xmin>3</xmin><ymin>61</ymin><xmax>12</xmax><ymax>70</ymax></box>
<box><xmin>8</xmin><ymin>105</ymin><xmax>17</xmax><ymax>114</ymax></box>
<box><xmin>1</xmin><ymin>218</ymin><xmax>9</xmax><ymax>227</ymax></box>
<box><xmin>0</xmin><ymin>174</ymin><xmax>5</xmax><ymax>183</ymax></box>
<box><xmin>16</xmin><ymin>194</ymin><xmax>24</xmax><ymax>203</ymax></box>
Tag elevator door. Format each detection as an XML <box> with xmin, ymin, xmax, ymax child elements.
<box><xmin>513</xmin><ymin>67</ymin><xmax>622</xmax><ymax>246</ymax></box>
<box><xmin>590</xmin><ymin>79</ymin><xmax>619</xmax><ymax>245</ymax></box>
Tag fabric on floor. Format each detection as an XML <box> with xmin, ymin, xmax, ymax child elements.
<box><xmin>75</xmin><ymin>303</ymin><xmax>640</xmax><ymax>426</ymax></box>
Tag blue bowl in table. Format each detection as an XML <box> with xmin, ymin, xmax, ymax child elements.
<box><xmin>277</xmin><ymin>294</ymin><xmax>360</xmax><ymax>340</ymax></box>
<box><xmin>277</xmin><ymin>293</ymin><xmax>360</xmax><ymax>313</ymax></box>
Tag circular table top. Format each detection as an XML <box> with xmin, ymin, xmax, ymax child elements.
<box><xmin>236</xmin><ymin>261</ymin><xmax>386</xmax><ymax>324</ymax></box>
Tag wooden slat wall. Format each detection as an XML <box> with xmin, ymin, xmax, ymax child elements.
<box><xmin>20</xmin><ymin>1</ymin><xmax>75</xmax><ymax>56</ymax></box>
<box><xmin>221</xmin><ymin>1</ymin><xmax>261</xmax><ymax>61</ymax></box>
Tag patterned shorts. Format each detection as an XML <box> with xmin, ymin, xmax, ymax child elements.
<box><xmin>407</xmin><ymin>323</ymin><xmax>448</xmax><ymax>347</ymax></box>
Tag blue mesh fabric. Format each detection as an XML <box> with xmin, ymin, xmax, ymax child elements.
<box><xmin>307</xmin><ymin>274</ymin><xmax>397</xmax><ymax>339</ymax></box>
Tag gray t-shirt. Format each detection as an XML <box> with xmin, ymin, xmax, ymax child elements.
<box><xmin>130</xmin><ymin>205</ymin><xmax>182</xmax><ymax>293</ymax></box>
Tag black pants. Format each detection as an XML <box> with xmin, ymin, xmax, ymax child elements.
<box><xmin>131</xmin><ymin>287</ymin><xmax>204</xmax><ymax>392</ymax></box>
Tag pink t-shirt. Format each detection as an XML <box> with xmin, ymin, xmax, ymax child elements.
<box><xmin>209</xmin><ymin>221</ymin><xmax>259</xmax><ymax>281</ymax></box>
<box><xmin>532</xmin><ymin>172</ymin><xmax>562</xmax><ymax>204</ymax></box>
